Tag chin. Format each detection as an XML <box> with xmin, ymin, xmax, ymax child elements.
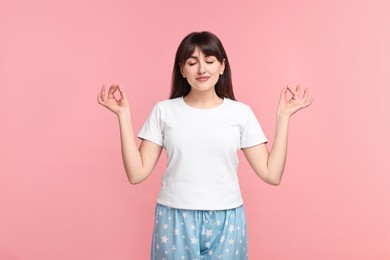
<box><xmin>191</xmin><ymin>82</ymin><xmax>218</xmax><ymax>91</ymax></box>
<box><xmin>191</xmin><ymin>86</ymin><xmax>215</xmax><ymax>92</ymax></box>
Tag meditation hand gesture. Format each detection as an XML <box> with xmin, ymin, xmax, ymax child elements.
<box><xmin>97</xmin><ymin>84</ymin><xmax>130</xmax><ymax>116</ymax></box>
<box><xmin>277</xmin><ymin>85</ymin><xmax>313</xmax><ymax>117</ymax></box>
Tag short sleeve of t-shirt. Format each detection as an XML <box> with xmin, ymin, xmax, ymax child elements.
<box><xmin>240</xmin><ymin>106</ymin><xmax>267</xmax><ymax>148</ymax></box>
<box><xmin>137</xmin><ymin>103</ymin><xmax>164</xmax><ymax>147</ymax></box>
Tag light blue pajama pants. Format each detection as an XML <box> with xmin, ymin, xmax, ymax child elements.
<box><xmin>151</xmin><ymin>203</ymin><xmax>248</xmax><ymax>260</ymax></box>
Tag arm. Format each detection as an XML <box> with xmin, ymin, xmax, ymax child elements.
<box><xmin>97</xmin><ymin>84</ymin><xmax>162</xmax><ymax>185</ymax></box>
<box><xmin>242</xmin><ymin>85</ymin><xmax>313</xmax><ymax>185</ymax></box>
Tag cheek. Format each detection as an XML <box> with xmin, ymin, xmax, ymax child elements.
<box><xmin>183</xmin><ymin>66</ymin><xmax>196</xmax><ymax>75</ymax></box>
<box><xmin>213</xmin><ymin>65</ymin><xmax>223</xmax><ymax>73</ymax></box>
<box><xmin>214</xmin><ymin>69</ymin><xmax>223</xmax><ymax>77</ymax></box>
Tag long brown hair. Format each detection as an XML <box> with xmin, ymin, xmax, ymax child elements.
<box><xmin>170</xmin><ymin>31</ymin><xmax>236</xmax><ymax>100</ymax></box>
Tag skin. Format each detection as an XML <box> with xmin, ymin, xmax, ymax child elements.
<box><xmin>179</xmin><ymin>47</ymin><xmax>225</xmax><ymax>109</ymax></box>
<box><xmin>243</xmin><ymin>85</ymin><xmax>313</xmax><ymax>185</ymax></box>
<box><xmin>97</xmin><ymin>48</ymin><xmax>313</xmax><ymax>185</ymax></box>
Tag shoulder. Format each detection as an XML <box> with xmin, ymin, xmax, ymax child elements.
<box><xmin>223</xmin><ymin>99</ymin><xmax>260</xmax><ymax>122</ymax></box>
<box><xmin>224</xmin><ymin>98</ymin><xmax>252</xmax><ymax>112</ymax></box>
<box><xmin>148</xmin><ymin>97</ymin><xmax>183</xmax><ymax>116</ymax></box>
<box><xmin>155</xmin><ymin>97</ymin><xmax>182</xmax><ymax>108</ymax></box>
<box><xmin>148</xmin><ymin>97</ymin><xmax>182</xmax><ymax>110</ymax></box>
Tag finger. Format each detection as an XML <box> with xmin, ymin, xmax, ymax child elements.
<box><xmin>98</xmin><ymin>85</ymin><xmax>109</xmax><ymax>105</ymax></box>
<box><xmin>117</xmin><ymin>85</ymin><xmax>127</xmax><ymax>100</ymax></box>
<box><xmin>107</xmin><ymin>85</ymin><xmax>114</xmax><ymax>99</ymax></box>
<box><xmin>97</xmin><ymin>91</ymin><xmax>105</xmax><ymax>105</ymax></box>
<box><xmin>280</xmin><ymin>86</ymin><xmax>289</xmax><ymax>102</ymax></box>
<box><xmin>296</xmin><ymin>84</ymin><xmax>301</xmax><ymax>98</ymax></box>
<box><xmin>281</xmin><ymin>85</ymin><xmax>287</xmax><ymax>97</ymax></box>
<box><xmin>286</xmin><ymin>85</ymin><xmax>294</xmax><ymax>95</ymax></box>
<box><xmin>302</xmin><ymin>98</ymin><xmax>314</xmax><ymax>108</ymax></box>
<box><xmin>301</xmin><ymin>88</ymin><xmax>308</xmax><ymax>103</ymax></box>
<box><xmin>108</xmin><ymin>84</ymin><xmax>118</xmax><ymax>99</ymax></box>
<box><xmin>101</xmin><ymin>85</ymin><xmax>107</xmax><ymax>102</ymax></box>
<box><xmin>287</xmin><ymin>85</ymin><xmax>298</xmax><ymax>100</ymax></box>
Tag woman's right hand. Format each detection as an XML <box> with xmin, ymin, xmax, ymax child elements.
<box><xmin>97</xmin><ymin>84</ymin><xmax>130</xmax><ymax>116</ymax></box>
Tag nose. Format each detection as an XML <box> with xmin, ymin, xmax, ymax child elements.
<box><xmin>198</xmin><ymin>61</ymin><xmax>206</xmax><ymax>75</ymax></box>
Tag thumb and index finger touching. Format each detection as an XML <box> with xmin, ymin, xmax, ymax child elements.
<box><xmin>281</xmin><ymin>85</ymin><xmax>300</xmax><ymax>100</ymax></box>
<box><xmin>97</xmin><ymin>84</ymin><xmax>128</xmax><ymax>103</ymax></box>
<box><xmin>116</xmin><ymin>84</ymin><xmax>128</xmax><ymax>101</ymax></box>
<box><xmin>281</xmin><ymin>85</ymin><xmax>314</xmax><ymax>103</ymax></box>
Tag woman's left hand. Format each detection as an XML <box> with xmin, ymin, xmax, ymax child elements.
<box><xmin>277</xmin><ymin>85</ymin><xmax>314</xmax><ymax>117</ymax></box>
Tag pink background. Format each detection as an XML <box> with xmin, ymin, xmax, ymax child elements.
<box><xmin>1</xmin><ymin>0</ymin><xmax>389</xmax><ymax>259</ymax></box>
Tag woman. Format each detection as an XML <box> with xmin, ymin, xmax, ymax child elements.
<box><xmin>97</xmin><ymin>31</ymin><xmax>313</xmax><ymax>260</ymax></box>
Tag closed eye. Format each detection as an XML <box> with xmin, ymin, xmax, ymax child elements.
<box><xmin>186</xmin><ymin>59</ymin><xmax>198</xmax><ymax>66</ymax></box>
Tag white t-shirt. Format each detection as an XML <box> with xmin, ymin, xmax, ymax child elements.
<box><xmin>137</xmin><ymin>96</ymin><xmax>267</xmax><ymax>210</ymax></box>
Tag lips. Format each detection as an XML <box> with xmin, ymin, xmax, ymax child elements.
<box><xmin>195</xmin><ymin>76</ymin><xmax>210</xmax><ymax>81</ymax></box>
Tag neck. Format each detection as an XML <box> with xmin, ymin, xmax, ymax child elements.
<box><xmin>184</xmin><ymin>89</ymin><xmax>223</xmax><ymax>109</ymax></box>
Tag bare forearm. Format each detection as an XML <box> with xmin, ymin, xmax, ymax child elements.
<box><xmin>117</xmin><ymin>110</ymin><xmax>145</xmax><ymax>184</ymax></box>
<box><xmin>98</xmin><ymin>84</ymin><xmax>159</xmax><ymax>184</ymax></box>
<box><xmin>267</xmin><ymin>113</ymin><xmax>290</xmax><ymax>185</ymax></box>
<box><xmin>243</xmin><ymin>86</ymin><xmax>312</xmax><ymax>186</ymax></box>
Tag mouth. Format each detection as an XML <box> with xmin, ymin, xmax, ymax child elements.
<box><xmin>195</xmin><ymin>76</ymin><xmax>210</xmax><ymax>81</ymax></box>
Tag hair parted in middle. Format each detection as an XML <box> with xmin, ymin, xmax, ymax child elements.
<box><xmin>170</xmin><ymin>31</ymin><xmax>236</xmax><ymax>100</ymax></box>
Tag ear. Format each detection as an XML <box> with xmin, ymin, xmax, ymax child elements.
<box><xmin>220</xmin><ymin>59</ymin><xmax>226</xmax><ymax>75</ymax></box>
<box><xmin>179</xmin><ymin>62</ymin><xmax>185</xmax><ymax>78</ymax></box>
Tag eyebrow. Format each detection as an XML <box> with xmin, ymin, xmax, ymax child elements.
<box><xmin>188</xmin><ymin>55</ymin><xmax>214</xmax><ymax>59</ymax></box>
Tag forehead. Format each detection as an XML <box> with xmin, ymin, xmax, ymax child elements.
<box><xmin>188</xmin><ymin>47</ymin><xmax>214</xmax><ymax>59</ymax></box>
